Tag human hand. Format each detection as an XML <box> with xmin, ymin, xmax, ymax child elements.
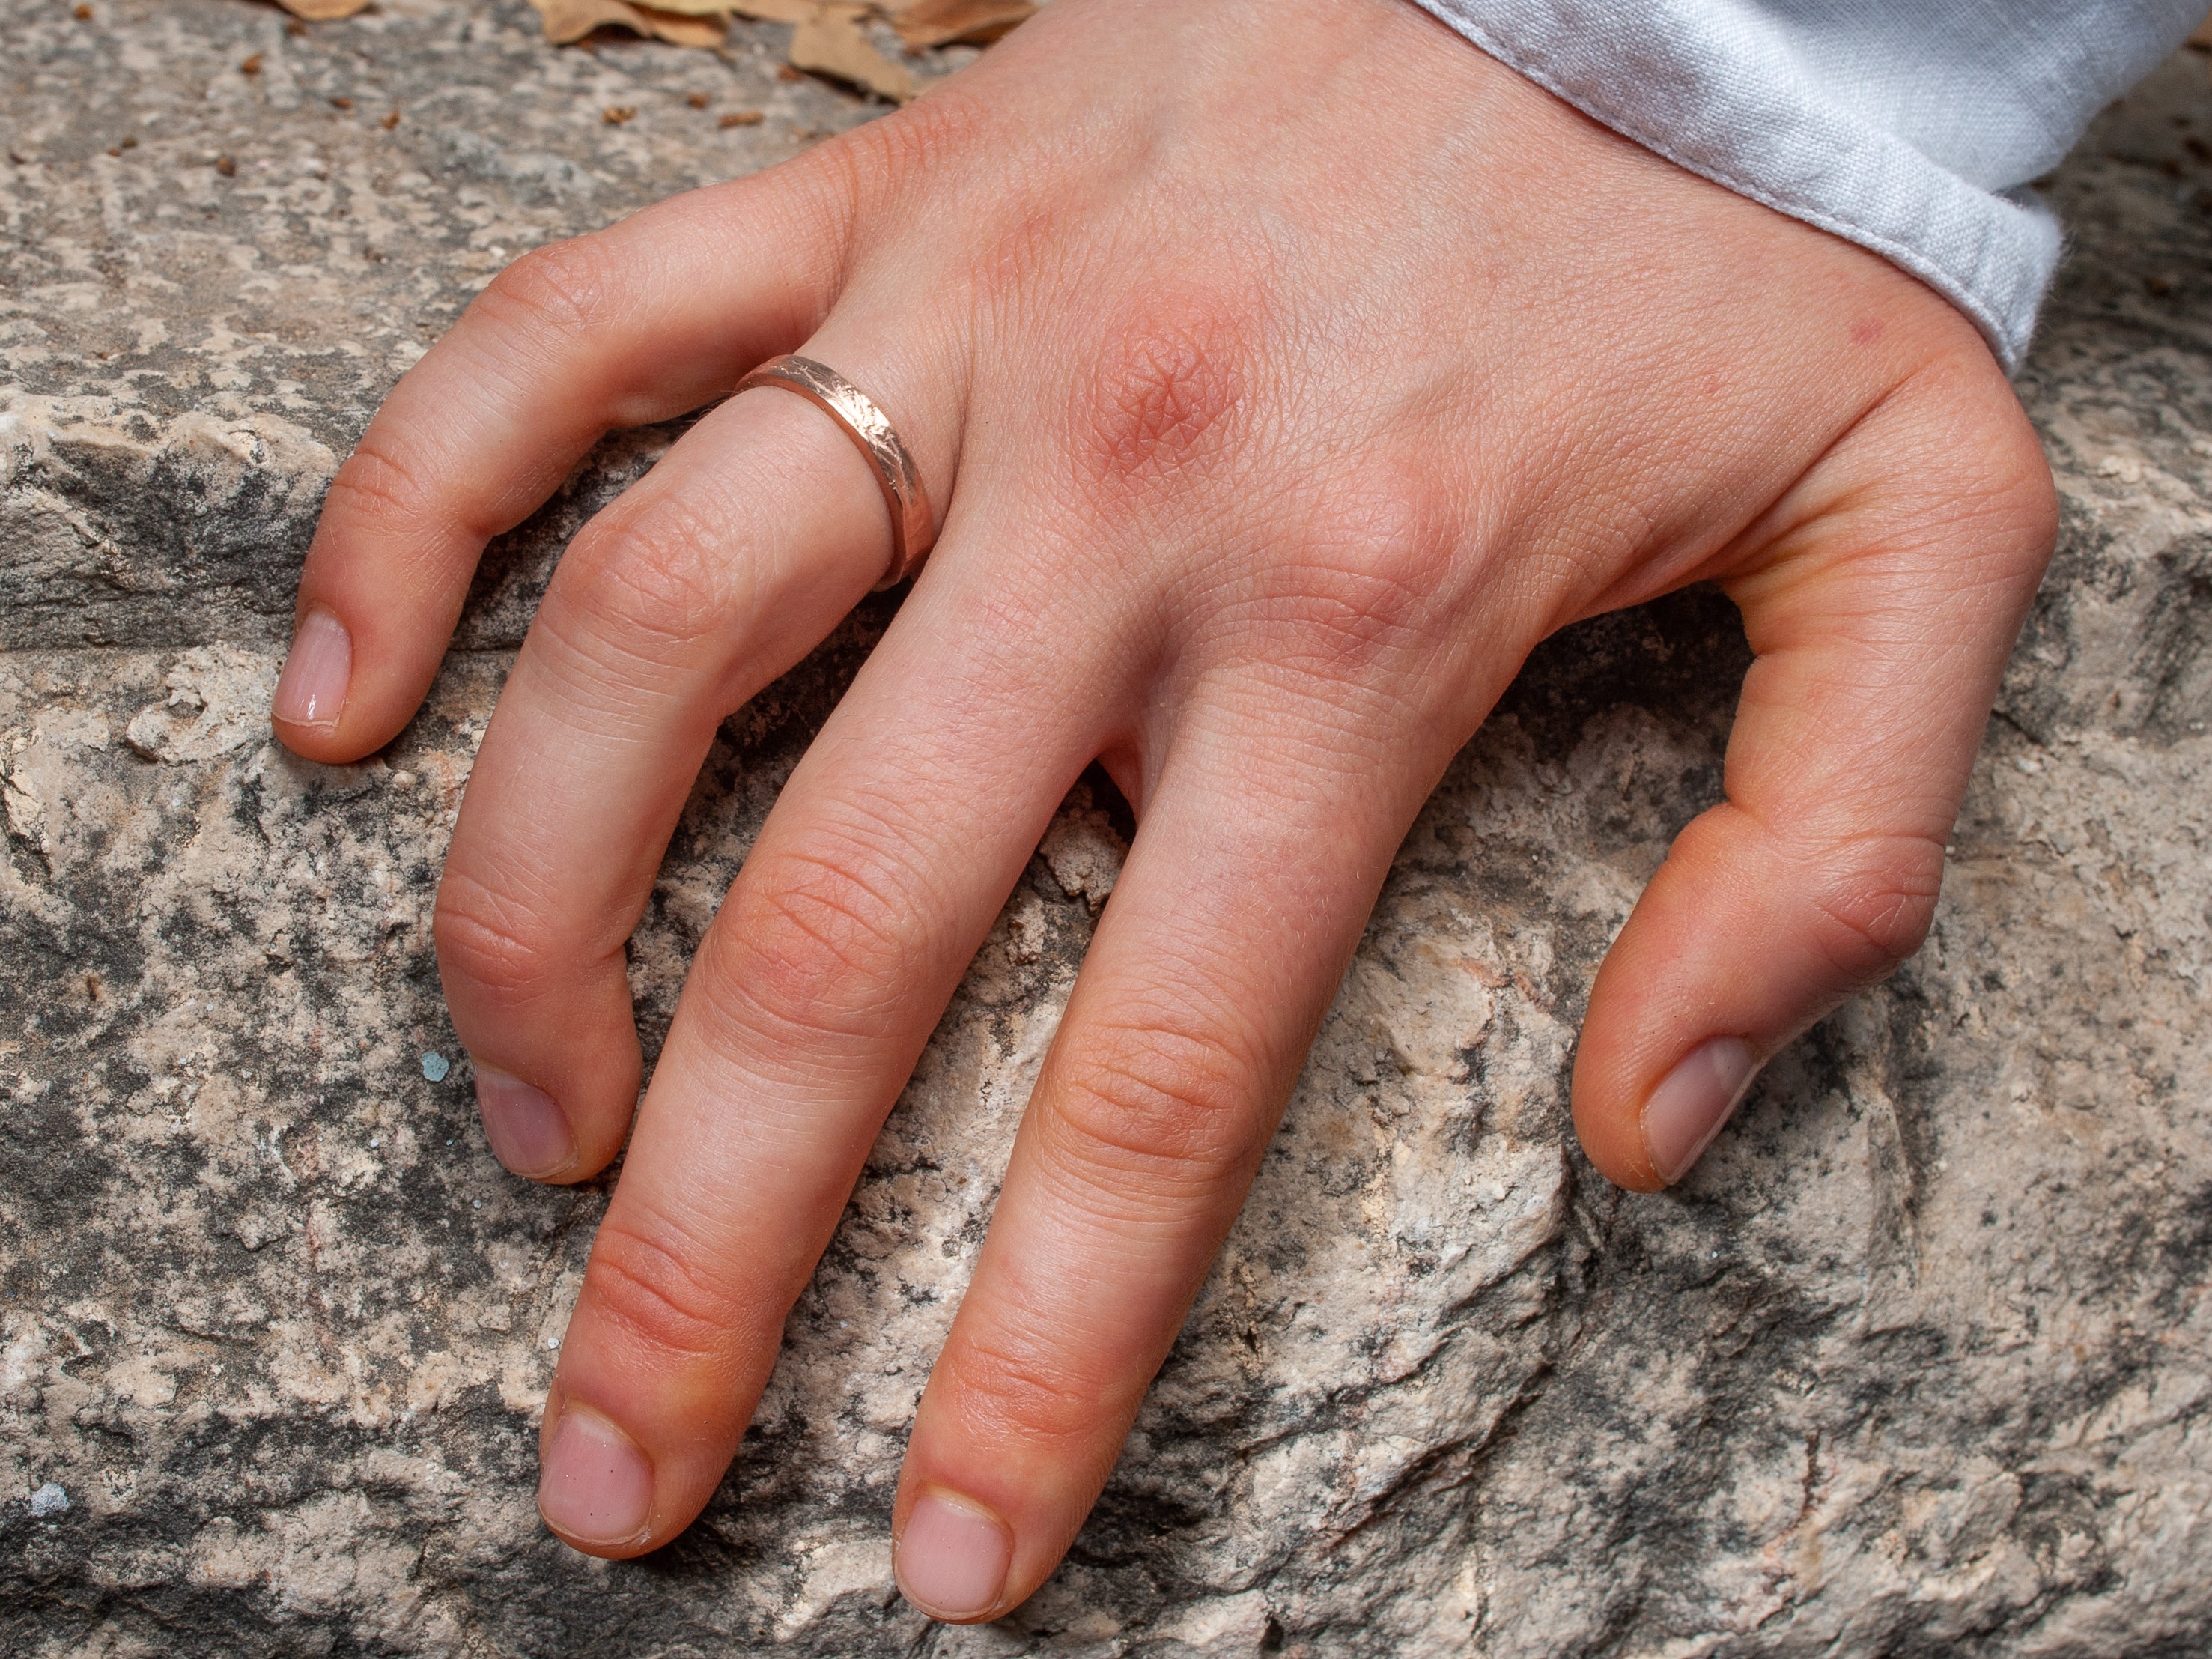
<box><xmin>270</xmin><ymin>0</ymin><xmax>2055</xmax><ymax>1619</ymax></box>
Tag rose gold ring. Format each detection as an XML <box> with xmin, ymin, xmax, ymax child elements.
<box><xmin>737</xmin><ymin>354</ymin><xmax>936</xmax><ymax>590</ymax></box>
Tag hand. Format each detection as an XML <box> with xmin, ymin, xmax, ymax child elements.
<box><xmin>271</xmin><ymin>0</ymin><xmax>2055</xmax><ymax>1619</ymax></box>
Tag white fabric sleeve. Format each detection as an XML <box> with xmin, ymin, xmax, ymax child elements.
<box><xmin>1408</xmin><ymin>0</ymin><xmax>2205</xmax><ymax>370</ymax></box>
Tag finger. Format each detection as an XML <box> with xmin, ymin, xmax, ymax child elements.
<box><xmin>530</xmin><ymin>549</ymin><xmax>1124</xmax><ymax>1558</ymax></box>
<box><xmin>890</xmin><ymin>693</ymin><xmax>1433</xmax><ymax>1622</ymax></box>
<box><xmin>429</xmin><ymin>382</ymin><xmax>899</xmax><ymax>1183</ymax></box>
<box><xmin>1571</xmin><ymin>360</ymin><xmax>2059</xmax><ymax>1192</ymax></box>
<box><xmin>272</xmin><ymin>157</ymin><xmax>854</xmax><ymax>763</ymax></box>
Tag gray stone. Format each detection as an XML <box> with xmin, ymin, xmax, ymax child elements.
<box><xmin>2</xmin><ymin>5</ymin><xmax>2210</xmax><ymax>1656</ymax></box>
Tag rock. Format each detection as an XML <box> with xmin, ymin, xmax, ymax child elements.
<box><xmin>28</xmin><ymin>1482</ymin><xmax>70</xmax><ymax>1520</ymax></box>
<box><xmin>1039</xmin><ymin>781</ymin><xmax>1128</xmax><ymax>912</ymax></box>
<box><xmin>1</xmin><ymin>5</ymin><xmax>2209</xmax><ymax>1656</ymax></box>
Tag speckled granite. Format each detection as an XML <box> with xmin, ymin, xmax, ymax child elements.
<box><xmin>4</xmin><ymin>7</ymin><xmax>2211</xmax><ymax>1656</ymax></box>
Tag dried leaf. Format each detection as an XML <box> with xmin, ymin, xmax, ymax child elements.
<box><xmin>633</xmin><ymin>4</ymin><xmax>726</xmax><ymax>45</ymax></box>
<box><xmin>643</xmin><ymin>0</ymin><xmax>806</xmax><ymax>16</ymax></box>
<box><xmin>789</xmin><ymin>3</ymin><xmax>913</xmax><ymax>103</ymax></box>
<box><xmin>529</xmin><ymin>0</ymin><xmax>726</xmax><ymax>47</ymax></box>
<box><xmin>892</xmin><ymin>0</ymin><xmax>1033</xmax><ymax>50</ymax></box>
<box><xmin>531</xmin><ymin>0</ymin><xmax>636</xmax><ymax>43</ymax></box>
<box><xmin>2194</xmin><ymin>13</ymin><xmax>2212</xmax><ymax>47</ymax></box>
<box><xmin>275</xmin><ymin>0</ymin><xmax>373</xmax><ymax>18</ymax></box>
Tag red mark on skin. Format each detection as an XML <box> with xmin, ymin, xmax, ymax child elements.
<box><xmin>1850</xmin><ymin>316</ymin><xmax>1884</xmax><ymax>347</ymax></box>
<box><xmin>1075</xmin><ymin>297</ymin><xmax>1248</xmax><ymax>500</ymax></box>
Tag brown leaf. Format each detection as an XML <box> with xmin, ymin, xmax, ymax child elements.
<box><xmin>529</xmin><ymin>0</ymin><xmax>725</xmax><ymax>47</ymax></box>
<box><xmin>892</xmin><ymin>0</ymin><xmax>1033</xmax><ymax>50</ymax></box>
<box><xmin>642</xmin><ymin>0</ymin><xmax>798</xmax><ymax>14</ymax></box>
<box><xmin>529</xmin><ymin>0</ymin><xmax>622</xmax><ymax>44</ymax></box>
<box><xmin>275</xmin><ymin>0</ymin><xmax>374</xmax><ymax>18</ymax></box>
<box><xmin>633</xmin><ymin>4</ymin><xmax>726</xmax><ymax>45</ymax></box>
<box><xmin>789</xmin><ymin>3</ymin><xmax>913</xmax><ymax>103</ymax></box>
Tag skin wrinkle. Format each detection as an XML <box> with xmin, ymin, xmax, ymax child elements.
<box><xmin>651</xmin><ymin>1018</ymin><xmax>889</xmax><ymax>1133</ymax></box>
<box><xmin>533</xmin><ymin>512</ymin><xmax>763</xmax><ymax>691</ymax></box>
<box><xmin>581</xmin><ymin>1210</ymin><xmax>765</xmax><ymax>1373</ymax></box>
<box><xmin>1076</xmin><ymin>317</ymin><xmax>1248</xmax><ymax>497</ymax></box>
<box><xmin>1802</xmin><ymin>850</ymin><xmax>1948</xmax><ymax>971</ymax></box>
<box><xmin>435</xmin><ymin>863</ymin><xmax>634</xmax><ymax>998</ymax></box>
<box><xmin>1039</xmin><ymin>1058</ymin><xmax>1267</xmax><ymax>1197</ymax></box>
<box><xmin>937</xmin><ymin>1324</ymin><xmax>1148</xmax><ymax>1467</ymax></box>
<box><xmin>696</xmin><ymin>868</ymin><xmax>935</xmax><ymax>1046</ymax></box>
<box><xmin>1175</xmin><ymin>677</ymin><xmax>1415</xmax><ymax>800</ymax></box>
<box><xmin>1022</xmin><ymin>1125</ymin><xmax>1255</xmax><ymax>1229</ymax></box>
<box><xmin>312</xmin><ymin>432</ymin><xmax>445</xmax><ymax>547</ymax></box>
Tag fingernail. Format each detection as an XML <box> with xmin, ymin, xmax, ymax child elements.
<box><xmin>273</xmin><ymin>607</ymin><xmax>353</xmax><ymax>730</ymax></box>
<box><xmin>1643</xmin><ymin>1035</ymin><xmax>1759</xmax><ymax>1184</ymax></box>
<box><xmin>895</xmin><ymin>1488</ymin><xmax>1013</xmax><ymax>1622</ymax></box>
<box><xmin>475</xmin><ymin>1064</ymin><xmax>577</xmax><ymax>1179</ymax></box>
<box><xmin>538</xmin><ymin>1401</ymin><xmax>654</xmax><ymax>1549</ymax></box>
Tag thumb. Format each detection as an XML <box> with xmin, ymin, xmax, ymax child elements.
<box><xmin>1571</xmin><ymin>359</ymin><xmax>2058</xmax><ymax>1192</ymax></box>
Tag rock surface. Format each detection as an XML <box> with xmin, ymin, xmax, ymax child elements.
<box><xmin>4</xmin><ymin>5</ymin><xmax>2211</xmax><ymax>1655</ymax></box>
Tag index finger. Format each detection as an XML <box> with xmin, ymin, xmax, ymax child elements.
<box><xmin>272</xmin><ymin>161</ymin><xmax>854</xmax><ymax>762</ymax></box>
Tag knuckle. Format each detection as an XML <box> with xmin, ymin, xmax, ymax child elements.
<box><xmin>1804</xmin><ymin>831</ymin><xmax>1947</xmax><ymax>981</ymax></box>
<box><xmin>1981</xmin><ymin>426</ymin><xmax>2061</xmax><ymax>580</ymax></box>
<box><xmin>584</xmin><ymin>1203</ymin><xmax>750</xmax><ymax>1366</ymax></box>
<box><xmin>1072</xmin><ymin>291</ymin><xmax>1255</xmax><ymax>503</ymax></box>
<box><xmin>323</xmin><ymin>426</ymin><xmax>441</xmax><ymax>540</ymax></box>
<box><xmin>836</xmin><ymin>85</ymin><xmax>994</xmax><ymax>214</ymax></box>
<box><xmin>474</xmin><ymin>236</ymin><xmax>616</xmax><ymax>342</ymax></box>
<box><xmin>541</xmin><ymin>494</ymin><xmax>738</xmax><ymax>671</ymax></box>
<box><xmin>785</xmin><ymin>88</ymin><xmax>992</xmax><ymax>277</ymax></box>
<box><xmin>1945</xmin><ymin>406</ymin><xmax>2061</xmax><ymax>577</ymax></box>
<box><xmin>693</xmin><ymin>837</ymin><xmax>923</xmax><ymax>1050</ymax></box>
<box><xmin>1270</xmin><ymin>500</ymin><xmax>1444</xmax><ymax>682</ymax></box>
<box><xmin>434</xmin><ymin>865</ymin><xmax>568</xmax><ymax>1002</ymax></box>
<box><xmin>1898</xmin><ymin>355</ymin><xmax>2061</xmax><ymax>587</ymax></box>
<box><xmin>1043</xmin><ymin>1016</ymin><xmax>1259</xmax><ymax>1196</ymax></box>
<box><xmin>941</xmin><ymin>1323</ymin><xmax>1109</xmax><ymax>1451</ymax></box>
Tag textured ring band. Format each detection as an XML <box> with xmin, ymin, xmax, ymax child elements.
<box><xmin>736</xmin><ymin>354</ymin><xmax>937</xmax><ymax>590</ymax></box>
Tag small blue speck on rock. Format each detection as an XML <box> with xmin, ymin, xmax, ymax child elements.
<box><xmin>420</xmin><ymin>1052</ymin><xmax>450</xmax><ymax>1082</ymax></box>
<box><xmin>28</xmin><ymin>1483</ymin><xmax>68</xmax><ymax>1519</ymax></box>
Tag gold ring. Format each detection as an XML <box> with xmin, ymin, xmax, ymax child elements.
<box><xmin>737</xmin><ymin>354</ymin><xmax>936</xmax><ymax>589</ymax></box>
